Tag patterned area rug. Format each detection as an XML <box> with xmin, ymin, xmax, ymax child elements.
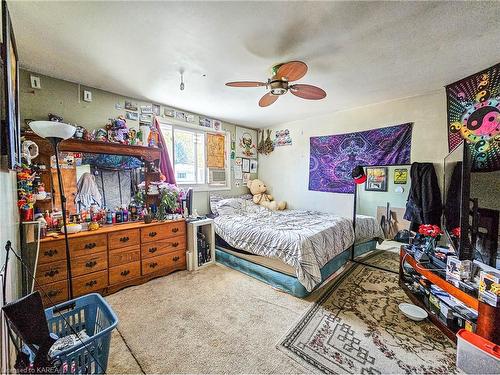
<box><xmin>278</xmin><ymin>251</ymin><xmax>458</xmax><ymax>374</ymax></box>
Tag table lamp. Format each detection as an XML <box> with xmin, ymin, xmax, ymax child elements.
<box><xmin>29</xmin><ymin>121</ymin><xmax>76</xmax><ymax>299</ymax></box>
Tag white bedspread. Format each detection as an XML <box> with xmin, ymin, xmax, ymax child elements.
<box><xmin>213</xmin><ymin>199</ymin><xmax>383</xmax><ymax>291</ymax></box>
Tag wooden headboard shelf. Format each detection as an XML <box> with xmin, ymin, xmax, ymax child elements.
<box><xmin>24</xmin><ymin>132</ymin><xmax>161</xmax><ymax>162</ymax></box>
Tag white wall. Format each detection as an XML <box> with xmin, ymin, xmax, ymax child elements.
<box><xmin>259</xmin><ymin>90</ymin><xmax>448</xmax><ymax>218</ymax></box>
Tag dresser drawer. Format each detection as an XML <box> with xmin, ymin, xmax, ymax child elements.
<box><xmin>37</xmin><ymin>279</ymin><xmax>68</xmax><ymax>306</ymax></box>
<box><xmin>109</xmin><ymin>261</ymin><xmax>141</xmax><ymax>285</ymax></box>
<box><xmin>141</xmin><ymin>221</ymin><xmax>185</xmax><ymax>243</ymax></box>
<box><xmin>141</xmin><ymin>236</ymin><xmax>186</xmax><ymax>259</ymax></box>
<box><xmin>71</xmin><ymin>251</ymin><xmax>108</xmax><ymax>277</ymax></box>
<box><xmin>69</xmin><ymin>234</ymin><xmax>107</xmax><ymax>258</ymax></box>
<box><xmin>36</xmin><ymin>260</ymin><xmax>67</xmax><ymax>285</ymax></box>
<box><xmin>109</xmin><ymin>245</ymin><xmax>141</xmax><ymax>267</ymax></box>
<box><xmin>39</xmin><ymin>240</ymin><xmax>67</xmax><ymax>264</ymax></box>
<box><xmin>141</xmin><ymin>250</ymin><xmax>186</xmax><ymax>276</ymax></box>
<box><xmin>73</xmin><ymin>270</ymin><xmax>108</xmax><ymax>297</ymax></box>
<box><xmin>108</xmin><ymin>229</ymin><xmax>140</xmax><ymax>250</ymax></box>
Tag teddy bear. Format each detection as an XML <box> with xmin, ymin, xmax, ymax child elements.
<box><xmin>247</xmin><ymin>179</ymin><xmax>286</xmax><ymax>211</ymax></box>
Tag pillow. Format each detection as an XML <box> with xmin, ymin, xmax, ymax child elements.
<box><xmin>209</xmin><ymin>193</ymin><xmax>253</xmax><ymax>216</ymax></box>
<box><xmin>216</xmin><ymin>198</ymin><xmax>246</xmax><ymax>216</ymax></box>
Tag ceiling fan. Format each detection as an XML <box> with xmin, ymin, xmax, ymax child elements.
<box><xmin>225</xmin><ymin>61</ymin><xmax>327</xmax><ymax>107</ymax></box>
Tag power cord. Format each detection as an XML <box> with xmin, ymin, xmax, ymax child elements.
<box><xmin>3</xmin><ymin>241</ymin><xmax>106</xmax><ymax>373</ymax></box>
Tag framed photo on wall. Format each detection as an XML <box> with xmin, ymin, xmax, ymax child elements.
<box><xmin>394</xmin><ymin>168</ymin><xmax>408</xmax><ymax>184</ymax></box>
<box><xmin>2</xmin><ymin>0</ymin><xmax>21</xmax><ymax>170</ymax></box>
<box><xmin>241</xmin><ymin>158</ymin><xmax>250</xmax><ymax>173</ymax></box>
<box><xmin>365</xmin><ymin>167</ymin><xmax>388</xmax><ymax>192</ymax></box>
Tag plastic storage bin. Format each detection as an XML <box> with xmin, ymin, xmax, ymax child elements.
<box><xmin>44</xmin><ymin>293</ymin><xmax>118</xmax><ymax>374</ymax></box>
<box><xmin>456</xmin><ymin>329</ymin><xmax>500</xmax><ymax>374</ymax></box>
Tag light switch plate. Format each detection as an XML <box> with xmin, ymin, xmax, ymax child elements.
<box><xmin>83</xmin><ymin>90</ymin><xmax>92</xmax><ymax>102</ymax></box>
<box><xmin>30</xmin><ymin>75</ymin><xmax>41</xmax><ymax>89</ymax></box>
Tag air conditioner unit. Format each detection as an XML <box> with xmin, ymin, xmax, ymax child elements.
<box><xmin>208</xmin><ymin>169</ymin><xmax>226</xmax><ymax>185</ymax></box>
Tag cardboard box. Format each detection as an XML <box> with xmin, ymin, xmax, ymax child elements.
<box><xmin>478</xmin><ymin>271</ymin><xmax>500</xmax><ymax>307</ymax></box>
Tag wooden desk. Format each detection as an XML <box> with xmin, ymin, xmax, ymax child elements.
<box><xmin>399</xmin><ymin>247</ymin><xmax>499</xmax><ymax>344</ymax></box>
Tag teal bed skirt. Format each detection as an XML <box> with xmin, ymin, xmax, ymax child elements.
<box><xmin>215</xmin><ymin>239</ymin><xmax>378</xmax><ymax>298</ymax></box>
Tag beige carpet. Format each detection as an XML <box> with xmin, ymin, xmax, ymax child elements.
<box><xmin>106</xmin><ymin>264</ymin><xmax>322</xmax><ymax>374</ymax></box>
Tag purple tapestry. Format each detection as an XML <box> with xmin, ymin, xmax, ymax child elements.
<box><xmin>309</xmin><ymin>123</ymin><xmax>413</xmax><ymax>194</ymax></box>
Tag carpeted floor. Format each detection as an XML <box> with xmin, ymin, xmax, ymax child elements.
<box><xmin>105</xmin><ymin>263</ymin><xmax>321</xmax><ymax>374</ymax></box>
<box><xmin>105</xmin><ymin>255</ymin><xmax>457</xmax><ymax>374</ymax></box>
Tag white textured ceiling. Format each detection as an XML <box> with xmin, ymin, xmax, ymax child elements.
<box><xmin>9</xmin><ymin>1</ymin><xmax>500</xmax><ymax>128</ymax></box>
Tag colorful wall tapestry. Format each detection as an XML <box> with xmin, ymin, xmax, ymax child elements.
<box><xmin>446</xmin><ymin>63</ymin><xmax>500</xmax><ymax>172</ymax></box>
<box><xmin>309</xmin><ymin>123</ymin><xmax>413</xmax><ymax>194</ymax></box>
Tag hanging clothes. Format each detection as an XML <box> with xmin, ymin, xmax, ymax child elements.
<box><xmin>75</xmin><ymin>172</ymin><xmax>102</xmax><ymax>211</ymax></box>
<box><xmin>153</xmin><ymin>116</ymin><xmax>176</xmax><ymax>184</ymax></box>
<box><xmin>404</xmin><ymin>162</ymin><xmax>442</xmax><ymax>232</ymax></box>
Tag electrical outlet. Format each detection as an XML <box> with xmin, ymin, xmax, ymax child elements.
<box><xmin>83</xmin><ymin>90</ymin><xmax>92</xmax><ymax>102</ymax></box>
<box><xmin>30</xmin><ymin>75</ymin><xmax>41</xmax><ymax>89</ymax></box>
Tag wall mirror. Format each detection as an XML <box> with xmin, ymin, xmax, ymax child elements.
<box><xmin>444</xmin><ymin>143</ymin><xmax>500</xmax><ymax>266</ymax></box>
<box><xmin>74</xmin><ymin>153</ymin><xmax>145</xmax><ymax>212</ymax></box>
<box><xmin>353</xmin><ymin>165</ymin><xmax>412</xmax><ymax>272</ymax></box>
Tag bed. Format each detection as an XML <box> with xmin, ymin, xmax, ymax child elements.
<box><xmin>211</xmin><ymin>195</ymin><xmax>383</xmax><ymax>297</ymax></box>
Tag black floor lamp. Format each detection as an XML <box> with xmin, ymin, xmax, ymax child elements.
<box><xmin>29</xmin><ymin>120</ymin><xmax>76</xmax><ymax>299</ymax></box>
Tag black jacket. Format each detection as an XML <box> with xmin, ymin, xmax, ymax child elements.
<box><xmin>404</xmin><ymin>162</ymin><xmax>442</xmax><ymax>232</ymax></box>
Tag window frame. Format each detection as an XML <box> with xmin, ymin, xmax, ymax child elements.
<box><xmin>158</xmin><ymin>119</ymin><xmax>231</xmax><ymax>192</ymax></box>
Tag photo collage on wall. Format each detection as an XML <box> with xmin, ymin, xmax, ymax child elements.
<box><xmin>234</xmin><ymin>126</ymin><xmax>258</xmax><ymax>187</ymax></box>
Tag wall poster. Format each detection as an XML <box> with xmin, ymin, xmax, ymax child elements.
<box><xmin>446</xmin><ymin>63</ymin><xmax>499</xmax><ymax>172</ymax></box>
<box><xmin>206</xmin><ymin>133</ymin><xmax>225</xmax><ymax>169</ymax></box>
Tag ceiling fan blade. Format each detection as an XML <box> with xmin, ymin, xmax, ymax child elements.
<box><xmin>226</xmin><ymin>81</ymin><xmax>267</xmax><ymax>87</ymax></box>
<box><xmin>276</xmin><ymin>61</ymin><xmax>308</xmax><ymax>81</ymax></box>
<box><xmin>289</xmin><ymin>84</ymin><xmax>327</xmax><ymax>100</ymax></box>
<box><xmin>258</xmin><ymin>92</ymin><xmax>279</xmax><ymax>107</ymax></box>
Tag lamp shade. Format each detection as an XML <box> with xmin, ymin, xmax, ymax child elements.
<box><xmin>29</xmin><ymin>121</ymin><xmax>76</xmax><ymax>140</ymax></box>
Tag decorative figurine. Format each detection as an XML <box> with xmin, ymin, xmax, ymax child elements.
<box><xmin>74</xmin><ymin>125</ymin><xmax>85</xmax><ymax>139</ymax></box>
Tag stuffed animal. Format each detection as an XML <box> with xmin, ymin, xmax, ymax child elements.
<box><xmin>247</xmin><ymin>179</ymin><xmax>286</xmax><ymax>211</ymax></box>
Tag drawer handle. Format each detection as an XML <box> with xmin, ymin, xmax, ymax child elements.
<box><xmin>172</xmin><ymin>242</ymin><xmax>179</xmax><ymax>247</ymax></box>
<box><xmin>120</xmin><ymin>270</ymin><xmax>130</xmax><ymax>277</ymax></box>
<box><xmin>47</xmin><ymin>290</ymin><xmax>60</xmax><ymax>298</ymax></box>
<box><xmin>44</xmin><ymin>249</ymin><xmax>58</xmax><ymax>257</ymax></box>
<box><xmin>85</xmin><ymin>280</ymin><xmax>97</xmax><ymax>287</ymax></box>
<box><xmin>148</xmin><ymin>247</ymin><xmax>157</xmax><ymax>253</ymax></box>
<box><xmin>149</xmin><ymin>231</ymin><xmax>157</xmax><ymax>237</ymax></box>
<box><xmin>173</xmin><ymin>256</ymin><xmax>180</xmax><ymax>262</ymax></box>
<box><xmin>85</xmin><ymin>243</ymin><xmax>96</xmax><ymax>249</ymax></box>
<box><xmin>120</xmin><ymin>236</ymin><xmax>129</xmax><ymax>242</ymax></box>
<box><xmin>171</xmin><ymin>228</ymin><xmax>179</xmax><ymax>233</ymax></box>
<box><xmin>45</xmin><ymin>270</ymin><xmax>59</xmax><ymax>278</ymax></box>
<box><xmin>85</xmin><ymin>261</ymin><xmax>98</xmax><ymax>268</ymax></box>
<box><xmin>149</xmin><ymin>262</ymin><xmax>158</xmax><ymax>269</ymax></box>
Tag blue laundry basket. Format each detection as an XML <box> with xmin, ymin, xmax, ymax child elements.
<box><xmin>44</xmin><ymin>293</ymin><xmax>118</xmax><ymax>374</ymax></box>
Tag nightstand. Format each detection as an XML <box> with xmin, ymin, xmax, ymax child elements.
<box><xmin>186</xmin><ymin>218</ymin><xmax>215</xmax><ymax>271</ymax></box>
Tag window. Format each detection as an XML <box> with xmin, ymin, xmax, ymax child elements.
<box><xmin>159</xmin><ymin>122</ymin><xmax>229</xmax><ymax>189</ymax></box>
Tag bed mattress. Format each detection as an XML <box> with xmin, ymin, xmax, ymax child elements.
<box><xmin>214</xmin><ymin>203</ymin><xmax>383</xmax><ymax>292</ymax></box>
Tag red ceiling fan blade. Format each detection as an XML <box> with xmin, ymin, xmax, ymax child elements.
<box><xmin>258</xmin><ymin>92</ymin><xmax>279</xmax><ymax>107</ymax></box>
<box><xmin>289</xmin><ymin>84</ymin><xmax>326</xmax><ymax>100</ymax></box>
<box><xmin>226</xmin><ymin>81</ymin><xmax>267</xmax><ymax>87</ymax></box>
<box><xmin>276</xmin><ymin>61</ymin><xmax>308</xmax><ymax>81</ymax></box>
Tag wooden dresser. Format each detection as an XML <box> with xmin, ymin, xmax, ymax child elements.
<box><xmin>35</xmin><ymin>219</ymin><xmax>186</xmax><ymax>306</ymax></box>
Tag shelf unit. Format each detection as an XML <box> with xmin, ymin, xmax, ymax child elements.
<box><xmin>399</xmin><ymin>246</ymin><xmax>499</xmax><ymax>344</ymax></box>
<box><xmin>186</xmin><ymin>218</ymin><xmax>215</xmax><ymax>271</ymax></box>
